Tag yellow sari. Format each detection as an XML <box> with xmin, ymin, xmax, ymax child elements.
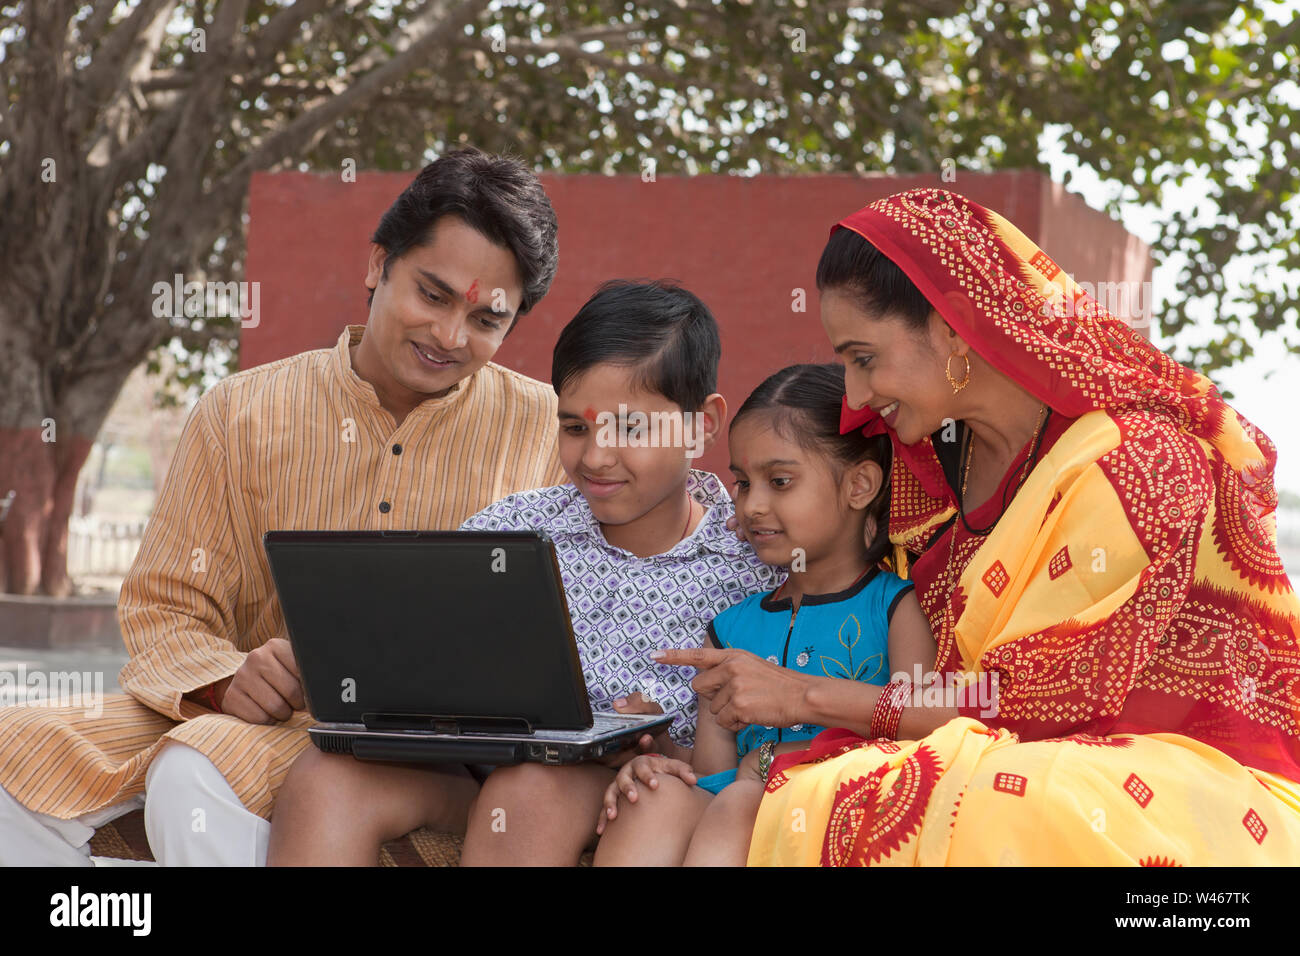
<box><xmin>749</xmin><ymin>189</ymin><xmax>1300</xmax><ymax>865</ymax></box>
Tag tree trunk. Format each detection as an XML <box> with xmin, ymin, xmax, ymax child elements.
<box><xmin>0</xmin><ymin>327</ymin><xmax>131</xmax><ymax>595</ymax></box>
<box><xmin>0</xmin><ymin>428</ymin><xmax>54</xmax><ymax>595</ymax></box>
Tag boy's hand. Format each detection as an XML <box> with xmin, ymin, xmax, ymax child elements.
<box><xmin>595</xmin><ymin>754</ymin><xmax>698</xmax><ymax>836</ymax></box>
<box><xmin>599</xmin><ymin>691</ymin><xmax>670</xmax><ymax>768</ymax></box>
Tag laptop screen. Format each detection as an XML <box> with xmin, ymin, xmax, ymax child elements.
<box><xmin>263</xmin><ymin>531</ymin><xmax>593</xmax><ymax>730</ymax></box>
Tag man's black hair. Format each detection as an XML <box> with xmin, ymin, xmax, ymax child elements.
<box><xmin>551</xmin><ymin>279</ymin><xmax>721</xmax><ymax>410</ymax></box>
<box><xmin>368</xmin><ymin>146</ymin><xmax>559</xmax><ymax>331</ymax></box>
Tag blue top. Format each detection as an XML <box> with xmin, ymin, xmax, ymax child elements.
<box><xmin>706</xmin><ymin>565</ymin><xmax>914</xmax><ymax>758</ymax></box>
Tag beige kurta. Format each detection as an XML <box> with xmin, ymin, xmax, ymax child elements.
<box><xmin>0</xmin><ymin>325</ymin><xmax>566</xmax><ymax>819</ymax></box>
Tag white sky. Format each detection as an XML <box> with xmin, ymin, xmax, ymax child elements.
<box><xmin>1037</xmin><ymin>125</ymin><xmax>1300</xmax><ymax>502</ymax></box>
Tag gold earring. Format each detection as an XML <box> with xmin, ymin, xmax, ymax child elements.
<box><xmin>945</xmin><ymin>352</ymin><xmax>971</xmax><ymax>393</ymax></box>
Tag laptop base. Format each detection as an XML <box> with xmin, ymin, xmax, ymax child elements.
<box><xmin>309</xmin><ymin>712</ymin><xmax>673</xmax><ymax>767</ymax></box>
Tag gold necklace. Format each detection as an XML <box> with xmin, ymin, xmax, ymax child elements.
<box><xmin>940</xmin><ymin>403</ymin><xmax>1048</xmax><ymax>646</ymax></box>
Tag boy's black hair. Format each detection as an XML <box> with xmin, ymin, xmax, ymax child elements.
<box><xmin>367</xmin><ymin>147</ymin><xmax>559</xmax><ymax>331</ymax></box>
<box><xmin>551</xmin><ymin>279</ymin><xmax>721</xmax><ymax>411</ymax></box>
<box><xmin>732</xmin><ymin>363</ymin><xmax>892</xmax><ymax>567</ymax></box>
<box><xmin>816</xmin><ymin>227</ymin><xmax>933</xmax><ymax>331</ymax></box>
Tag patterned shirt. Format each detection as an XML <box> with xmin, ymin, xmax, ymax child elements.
<box><xmin>459</xmin><ymin>470</ymin><xmax>785</xmax><ymax>747</ymax></box>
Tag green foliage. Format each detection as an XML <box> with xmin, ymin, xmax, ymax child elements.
<box><xmin>4</xmin><ymin>0</ymin><xmax>1295</xmax><ymax>396</ymax></box>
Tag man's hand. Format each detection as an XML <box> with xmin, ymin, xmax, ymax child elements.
<box><xmin>651</xmin><ymin>647</ymin><xmax>810</xmax><ymax>732</ymax></box>
<box><xmin>218</xmin><ymin>637</ymin><xmax>306</xmax><ymax>724</ymax></box>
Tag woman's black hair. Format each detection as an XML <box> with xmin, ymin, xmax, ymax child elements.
<box><xmin>732</xmin><ymin>363</ymin><xmax>892</xmax><ymax>567</ymax></box>
<box><xmin>815</xmin><ymin>226</ymin><xmax>933</xmax><ymax>330</ymax></box>
<box><xmin>368</xmin><ymin>147</ymin><xmax>559</xmax><ymax>326</ymax></box>
<box><xmin>551</xmin><ymin>279</ymin><xmax>721</xmax><ymax>411</ymax></box>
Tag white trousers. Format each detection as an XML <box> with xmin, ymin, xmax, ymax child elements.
<box><xmin>0</xmin><ymin>741</ymin><xmax>269</xmax><ymax>866</ymax></box>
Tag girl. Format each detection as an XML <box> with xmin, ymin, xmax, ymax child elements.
<box><xmin>592</xmin><ymin>363</ymin><xmax>936</xmax><ymax>866</ymax></box>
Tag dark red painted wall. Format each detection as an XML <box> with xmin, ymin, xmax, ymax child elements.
<box><xmin>245</xmin><ymin>169</ymin><xmax>1149</xmax><ymax>480</ymax></box>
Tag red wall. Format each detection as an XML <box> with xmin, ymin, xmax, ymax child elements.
<box><xmin>245</xmin><ymin>169</ymin><xmax>1149</xmax><ymax>480</ymax></box>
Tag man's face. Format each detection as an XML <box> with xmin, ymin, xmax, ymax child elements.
<box><xmin>362</xmin><ymin>215</ymin><xmax>523</xmax><ymax>400</ymax></box>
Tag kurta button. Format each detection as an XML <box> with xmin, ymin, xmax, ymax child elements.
<box><xmin>392</xmin><ymin>443</ymin><xmax>402</xmax><ymax>455</ymax></box>
<box><xmin>378</xmin><ymin>501</ymin><xmax>391</xmax><ymax>513</ymax></box>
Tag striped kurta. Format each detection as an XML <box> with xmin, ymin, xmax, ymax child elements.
<box><xmin>0</xmin><ymin>325</ymin><xmax>566</xmax><ymax>820</ymax></box>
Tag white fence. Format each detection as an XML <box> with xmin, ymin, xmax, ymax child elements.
<box><xmin>66</xmin><ymin>516</ymin><xmax>147</xmax><ymax>578</ymax></box>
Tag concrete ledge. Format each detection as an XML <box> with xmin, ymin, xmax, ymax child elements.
<box><xmin>0</xmin><ymin>594</ymin><xmax>124</xmax><ymax>650</ymax></box>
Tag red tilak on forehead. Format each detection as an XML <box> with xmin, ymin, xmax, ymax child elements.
<box><xmin>582</xmin><ymin>406</ymin><xmax>598</xmax><ymax>422</ymax></box>
<box><xmin>464</xmin><ymin>279</ymin><xmax>480</xmax><ymax>303</ymax></box>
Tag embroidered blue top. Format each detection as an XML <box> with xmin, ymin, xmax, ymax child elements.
<box><xmin>459</xmin><ymin>470</ymin><xmax>785</xmax><ymax>748</ymax></box>
<box><xmin>706</xmin><ymin>565</ymin><xmax>915</xmax><ymax>757</ymax></box>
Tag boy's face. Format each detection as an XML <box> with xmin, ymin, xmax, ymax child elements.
<box><xmin>727</xmin><ymin>412</ymin><xmax>882</xmax><ymax>570</ymax></box>
<box><xmin>556</xmin><ymin>363</ymin><xmax>720</xmax><ymax>532</ymax></box>
<box><xmin>361</xmin><ymin>215</ymin><xmax>522</xmax><ymax>401</ymax></box>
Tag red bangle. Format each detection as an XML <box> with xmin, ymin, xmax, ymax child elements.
<box><xmin>869</xmin><ymin>678</ymin><xmax>911</xmax><ymax>740</ymax></box>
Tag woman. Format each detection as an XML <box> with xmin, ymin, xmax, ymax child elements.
<box><xmin>658</xmin><ymin>188</ymin><xmax>1300</xmax><ymax>864</ymax></box>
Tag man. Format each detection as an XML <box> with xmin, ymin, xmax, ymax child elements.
<box><xmin>0</xmin><ymin>147</ymin><xmax>567</xmax><ymax>865</ymax></box>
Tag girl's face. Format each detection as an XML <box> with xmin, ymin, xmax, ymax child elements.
<box><xmin>728</xmin><ymin>412</ymin><xmax>882</xmax><ymax>571</ymax></box>
<box><xmin>556</xmin><ymin>362</ymin><xmax>723</xmax><ymax>545</ymax></box>
<box><xmin>820</xmin><ymin>288</ymin><xmax>956</xmax><ymax>447</ymax></box>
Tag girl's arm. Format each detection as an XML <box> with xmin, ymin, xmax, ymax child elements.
<box><xmin>690</xmin><ymin>692</ymin><xmax>739</xmax><ymax>775</ymax></box>
<box><xmin>885</xmin><ymin>589</ymin><xmax>937</xmax><ymax>683</ymax></box>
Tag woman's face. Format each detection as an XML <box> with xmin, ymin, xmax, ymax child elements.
<box><xmin>820</xmin><ymin>288</ymin><xmax>956</xmax><ymax>446</ymax></box>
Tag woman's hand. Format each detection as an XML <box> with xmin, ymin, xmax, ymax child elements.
<box><xmin>595</xmin><ymin>754</ymin><xmax>699</xmax><ymax>835</ymax></box>
<box><xmin>651</xmin><ymin>647</ymin><xmax>811</xmax><ymax>732</ymax></box>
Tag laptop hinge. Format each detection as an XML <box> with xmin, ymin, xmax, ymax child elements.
<box><xmin>361</xmin><ymin>712</ymin><xmax>534</xmax><ymax>735</ymax></box>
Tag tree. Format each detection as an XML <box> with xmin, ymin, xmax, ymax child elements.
<box><xmin>1</xmin><ymin>0</ymin><xmax>1295</xmax><ymax>594</ymax></box>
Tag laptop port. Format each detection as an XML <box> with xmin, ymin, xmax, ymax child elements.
<box><xmin>544</xmin><ymin>746</ymin><xmax>561</xmax><ymax>763</ymax></box>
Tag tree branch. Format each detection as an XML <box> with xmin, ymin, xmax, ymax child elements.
<box><xmin>213</xmin><ymin>0</ymin><xmax>493</xmax><ymax>197</ymax></box>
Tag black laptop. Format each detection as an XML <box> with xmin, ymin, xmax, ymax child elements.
<box><xmin>262</xmin><ymin>530</ymin><xmax>671</xmax><ymax>766</ymax></box>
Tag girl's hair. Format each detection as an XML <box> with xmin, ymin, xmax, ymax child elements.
<box><xmin>732</xmin><ymin>363</ymin><xmax>892</xmax><ymax>567</ymax></box>
<box><xmin>816</xmin><ymin>226</ymin><xmax>932</xmax><ymax>330</ymax></box>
